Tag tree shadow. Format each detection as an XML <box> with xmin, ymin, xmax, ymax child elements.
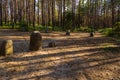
<box><xmin>0</xmin><ymin>29</ymin><xmax>30</xmax><ymax>36</ymax></box>
<box><xmin>18</xmin><ymin>48</ymin><xmax>120</xmax><ymax>80</ymax></box>
<box><xmin>0</xmin><ymin>46</ymin><xmax>120</xmax><ymax>80</ymax></box>
<box><xmin>55</xmin><ymin>37</ymin><xmax>120</xmax><ymax>47</ymax></box>
<box><xmin>0</xmin><ymin>29</ymin><xmax>120</xmax><ymax>79</ymax></box>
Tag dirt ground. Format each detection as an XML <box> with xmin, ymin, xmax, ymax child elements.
<box><xmin>0</xmin><ymin>29</ymin><xmax>120</xmax><ymax>80</ymax></box>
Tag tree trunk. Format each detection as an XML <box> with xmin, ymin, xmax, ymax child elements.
<box><xmin>111</xmin><ymin>0</ymin><xmax>115</xmax><ymax>26</ymax></box>
<box><xmin>52</xmin><ymin>0</ymin><xmax>55</xmax><ymax>30</ymax></box>
<box><xmin>33</xmin><ymin>0</ymin><xmax>36</xmax><ymax>29</ymax></box>
<box><xmin>41</xmin><ymin>0</ymin><xmax>45</xmax><ymax>26</ymax></box>
<box><xmin>0</xmin><ymin>0</ymin><xmax>3</xmax><ymax>26</ymax></box>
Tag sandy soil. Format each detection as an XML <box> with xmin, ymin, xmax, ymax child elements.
<box><xmin>0</xmin><ymin>29</ymin><xmax>120</xmax><ymax>80</ymax></box>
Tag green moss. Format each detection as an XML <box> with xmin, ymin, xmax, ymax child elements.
<box><xmin>0</xmin><ymin>40</ymin><xmax>13</xmax><ymax>56</ymax></box>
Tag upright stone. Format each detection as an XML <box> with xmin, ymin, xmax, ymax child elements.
<box><xmin>29</xmin><ymin>31</ymin><xmax>42</xmax><ymax>51</ymax></box>
<box><xmin>66</xmin><ymin>30</ymin><xmax>70</xmax><ymax>36</ymax></box>
<box><xmin>0</xmin><ymin>40</ymin><xmax>13</xmax><ymax>56</ymax></box>
<box><xmin>90</xmin><ymin>32</ymin><xmax>94</xmax><ymax>37</ymax></box>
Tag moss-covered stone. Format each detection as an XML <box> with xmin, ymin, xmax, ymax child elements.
<box><xmin>29</xmin><ymin>31</ymin><xmax>42</xmax><ymax>51</ymax></box>
<box><xmin>0</xmin><ymin>40</ymin><xmax>13</xmax><ymax>56</ymax></box>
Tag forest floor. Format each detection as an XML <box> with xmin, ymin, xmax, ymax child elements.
<box><xmin>0</xmin><ymin>29</ymin><xmax>120</xmax><ymax>80</ymax></box>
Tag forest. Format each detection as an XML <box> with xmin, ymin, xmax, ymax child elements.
<box><xmin>0</xmin><ymin>0</ymin><xmax>120</xmax><ymax>32</ymax></box>
<box><xmin>0</xmin><ymin>0</ymin><xmax>120</xmax><ymax>80</ymax></box>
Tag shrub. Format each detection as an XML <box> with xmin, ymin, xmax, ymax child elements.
<box><xmin>19</xmin><ymin>21</ymin><xmax>28</xmax><ymax>31</ymax></box>
<box><xmin>112</xmin><ymin>22</ymin><xmax>120</xmax><ymax>37</ymax></box>
<box><xmin>99</xmin><ymin>22</ymin><xmax>120</xmax><ymax>38</ymax></box>
<box><xmin>79</xmin><ymin>26</ymin><xmax>95</xmax><ymax>32</ymax></box>
<box><xmin>98</xmin><ymin>28</ymin><xmax>114</xmax><ymax>36</ymax></box>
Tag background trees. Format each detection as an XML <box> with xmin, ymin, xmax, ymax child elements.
<box><xmin>0</xmin><ymin>0</ymin><xmax>120</xmax><ymax>31</ymax></box>
<box><xmin>0</xmin><ymin>0</ymin><xmax>3</xmax><ymax>26</ymax></box>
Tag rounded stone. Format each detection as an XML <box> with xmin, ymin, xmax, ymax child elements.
<box><xmin>48</xmin><ymin>40</ymin><xmax>56</xmax><ymax>47</ymax></box>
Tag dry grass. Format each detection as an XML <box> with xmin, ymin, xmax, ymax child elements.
<box><xmin>0</xmin><ymin>29</ymin><xmax>120</xmax><ymax>80</ymax></box>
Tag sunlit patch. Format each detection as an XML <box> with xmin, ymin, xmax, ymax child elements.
<box><xmin>99</xmin><ymin>43</ymin><xmax>118</xmax><ymax>48</ymax></box>
<box><xmin>0</xmin><ymin>30</ymin><xmax>120</xmax><ymax>79</ymax></box>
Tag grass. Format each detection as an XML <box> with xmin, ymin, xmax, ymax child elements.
<box><xmin>0</xmin><ymin>22</ymin><xmax>96</xmax><ymax>32</ymax></box>
<box><xmin>0</xmin><ymin>25</ymin><xmax>19</xmax><ymax>29</ymax></box>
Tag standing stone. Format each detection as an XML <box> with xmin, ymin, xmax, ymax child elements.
<box><xmin>29</xmin><ymin>31</ymin><xmax>42</xmax><ymax>51</ymax></box>
<box><xmin>90</xmin><ymin>32</ymin><xmax>94</xmax><ymax>37</ymax></box>
<box><xmin>0</xmin><ymin>40</ymin><xmax>13</xmax><ymax>56</ymax></box>
<box><xmin>66</xmin><ymin>30</ymin><xmax>70</xmax><ymax>36</ymax></box>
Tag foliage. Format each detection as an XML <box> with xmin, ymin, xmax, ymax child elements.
<box><xmin>79</xmin><ymin>26</ymin><xmax>95</xmax><ymax>32</ymax></box>
<box><xmin>112</xmin><ymin>22</ymin><xmax>120</xmax><ymax>37</ymax></box>
<box><xmin>0</xmin><ymin>23</ymin><xmax>19</xmax><ymax>29</ymax></box>
<box><xmin>98</xmin><ymin>28</ymin><xmax>113</xmax><ymax>36</ymax></box>
<box><xmin>99</xmin><ymin>22</ymin><xmax>120</xmax><ymax>38</ymax></box>
<box><xmin>32</xmin><ymin>25</ymin><xmax>63</xmax><ymax>32</ymax></box>
<box><xmin>64</xmin><ymin>11</ymin><xmax>73</xmax><ymax>30</ymax></box>
<box><xmin>19</xmin><ymin>21</ymin><xmax>28</xmax><ymax>31</ymax></box>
